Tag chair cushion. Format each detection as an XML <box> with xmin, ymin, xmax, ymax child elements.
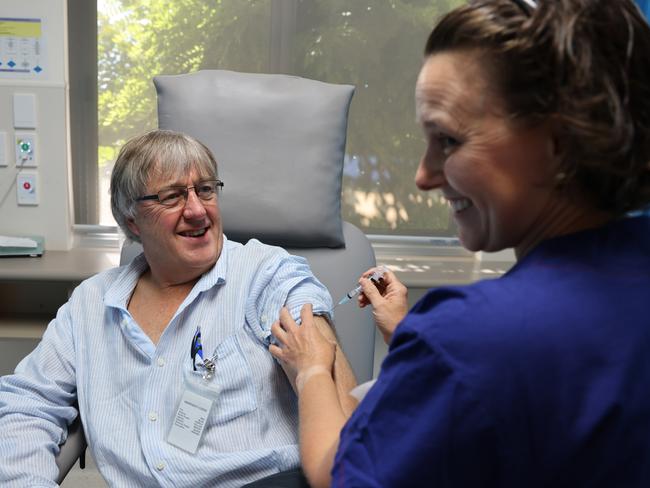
<box><xmin>155</xmin><ymin>70</ymin><xmax>354</xmax><ymax>248</ymax></box>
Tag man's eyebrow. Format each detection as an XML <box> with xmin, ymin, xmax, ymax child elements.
<box><xmin>156</xmin><ymin>176</ymin><xmax>190</xmax><ymax>187</ymax></box>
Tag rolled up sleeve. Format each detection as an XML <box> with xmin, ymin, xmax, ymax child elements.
<box><xmin>245</xmin><ymin>249</ymin><xmax>332</xmax><ymax>345</ymax></box>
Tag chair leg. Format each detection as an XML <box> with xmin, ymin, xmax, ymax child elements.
<box><xmin>80</xmin><ymin>448</ymin><xmax>86</xmax><ymax>469</ymax></box>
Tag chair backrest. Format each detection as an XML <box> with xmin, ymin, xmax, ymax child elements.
<box><xmin>147</xmin><ymin>69</ymin><xmax>376</xmax><ymax>381</ymax></box>
<box><xmin>54</xmin><ymin>70</ymin><xmax>376</xmax><ymax>484</ymax></box>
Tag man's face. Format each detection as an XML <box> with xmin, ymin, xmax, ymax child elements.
<box><xmin>127</xmin><ymin>168</ymin><xmax>224</xmax><ymax>284</ymax></box>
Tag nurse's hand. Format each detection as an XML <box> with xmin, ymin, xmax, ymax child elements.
<box><xmin>358</xmin><ymin>268</ymin><xmax>408</xmax><ymax>344</ymax></box>
<box><xmin>270</xmin><ymin>304</ymin><xmax>336</xmax><ymax>394</ymax></box>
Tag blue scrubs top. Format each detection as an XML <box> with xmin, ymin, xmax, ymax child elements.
<box><xmin>333</xmin><ymin>217</ymin><xmax>650</xmax><ymax>487</ymax></box>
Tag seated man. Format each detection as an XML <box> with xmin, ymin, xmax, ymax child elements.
<box><xmin>0</xmin><ymin>129</ymin><xmax>356</xmax><ymax>487</ymax></box>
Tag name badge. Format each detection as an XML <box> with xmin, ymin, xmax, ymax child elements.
<box><xmin>167</xmin><ymin>382</ymin><xmax>214</xmax><ymax>453</ymax></box>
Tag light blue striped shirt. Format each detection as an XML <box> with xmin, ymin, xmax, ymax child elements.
<box><xmin>0</xmin><ymin>237</ymin><xmax>332</xmax><ymax>487</ymax></box>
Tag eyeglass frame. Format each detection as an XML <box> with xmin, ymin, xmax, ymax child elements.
<box><xmin>136</xmin><ymin>179</ymin><xmax>224</xmax><ymax>207</ymax></box>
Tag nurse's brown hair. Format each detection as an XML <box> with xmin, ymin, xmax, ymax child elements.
<box><xmin>425</xmin><ymin>0</ymin><xmax>650</xmax><ymax>214</ymax></box>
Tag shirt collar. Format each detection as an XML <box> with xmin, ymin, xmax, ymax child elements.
<box><xmin>104</xmin><ymin>253</ymin><xmax>148</xmax><ymax>310</ymax></box>
<box><xmin>191</xmin><ymin>235</ymin><xmax>229</xmax><ymax>294</ymax></box>
<box><xmin>104</xmin><ymin>235</ymin><xmax>230</xmax><ymax>310</ymax></box>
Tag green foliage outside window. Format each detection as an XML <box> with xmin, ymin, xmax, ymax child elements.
<box><xmin>98</xmin><ymin>0</ymin><xmax>463</xmax><ymax>235</ymax></box>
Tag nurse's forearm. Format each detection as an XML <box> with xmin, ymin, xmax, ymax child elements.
<box><xmin>313</xmin><ymin>316</ymin><xmax>359</xmax><ymax>416</ymax></box>
<box><xmin>298</xmin><ymin>371</ymin><xmax>346</xmax><ymax>488</ymax></box>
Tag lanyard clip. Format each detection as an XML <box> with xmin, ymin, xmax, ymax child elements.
<box><xmin>202</xmin><ymin>356</ymin><xmax>216</xmax><ymax>381</ymax></box>
<box><xmin>192</xmin><ymin>326</ymin><xmax>216</xmax><ymax>381</ymax></box>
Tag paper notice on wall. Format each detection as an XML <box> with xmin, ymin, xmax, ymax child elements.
<box><xmin>0</xmin><ymin>18</ymin><xmax>45</xmax><ymax>77</ymax></box>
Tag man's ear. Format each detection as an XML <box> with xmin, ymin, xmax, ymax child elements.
<box><xmin>126</xmin><ymin>217</ymin><xmax>141</xmax><ymax>238</ymax></box>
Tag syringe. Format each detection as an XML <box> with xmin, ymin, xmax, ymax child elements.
<box><xmin>337</xmin><ymin>266</ymin><xmax>388</xmax><ymax>306</ymax></box>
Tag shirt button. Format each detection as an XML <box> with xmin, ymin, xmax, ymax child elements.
<box><xmin>157</xmin><ymin>357</ymin><xmax>165</xmax><ymax>367</ymax></box>
<box><xmin>261</xmin><ymin>315</ymin><xmax>268</xmax><ymax>324</ymax></box>
<box><xmin>156</xmin><ymin>461</ymin><xmax>165</xmax><ymax>471</ymax></box>
<box><xmin>148</xmin><ymin>411</ymin><xmax>158</xmax><ymax>422</ymax></box>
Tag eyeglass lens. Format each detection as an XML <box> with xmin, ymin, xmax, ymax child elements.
<box><xmin>158</xmin><ymin>180</ymin><xmax>221</xmax><ymax>206</ymax></box>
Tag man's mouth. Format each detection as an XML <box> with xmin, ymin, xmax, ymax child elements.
<box><xmin>449</xmin><ymin>198</ymin><xmax>473</xmax><ymax>212</ymax></box>
<box><xmin>179</xmin><ymin>228</ymin><xmax>208</xmax><ymax>238</ymax></box>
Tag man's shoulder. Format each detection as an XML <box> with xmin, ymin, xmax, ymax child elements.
<box><xmin>224</xmin><ymin>237</ymin><xmax>298</xmax><ymax>268</ymax></box>
<box><xmin>69</xmin><ymin>259</ymin><xmax>139</xmax><ymax>304</ymax></box>
<box><xmin>75</xmin><ymin>264</ymin><xmax>123</xmax><ymax>292</ymax></box>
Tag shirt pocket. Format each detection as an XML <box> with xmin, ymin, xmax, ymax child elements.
<box><xmin>183</xmin><ymin>333</ymin><xmax>258</xmax><ymax>424</ymax></box>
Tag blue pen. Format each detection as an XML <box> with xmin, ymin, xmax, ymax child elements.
<box><xmin>191</xmin><ymin>326</ymin><xmax>204</xmax><ymax>371</ymax></box>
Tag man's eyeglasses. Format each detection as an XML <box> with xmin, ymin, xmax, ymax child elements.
<box><xmin>136</xmin><ymin>179</ymin><xmax>224</xmax><ymax>207</ymax></box>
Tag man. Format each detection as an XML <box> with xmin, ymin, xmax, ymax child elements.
<box><xmin>0</xmin><ymin>130</ymin><xmax>356</xmax><ymax>487</ymax></box>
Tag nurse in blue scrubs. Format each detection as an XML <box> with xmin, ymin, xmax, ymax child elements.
<box><xmin>270</xmin><ymin>0</ymin><xmax>650</xmax><ymax>487</ymax></box>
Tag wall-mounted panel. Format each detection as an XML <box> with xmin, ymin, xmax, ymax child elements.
<box><xmin>0</xmin><ymin>0</ymin><xmax>72</xmax><ymax>250</ymax></box>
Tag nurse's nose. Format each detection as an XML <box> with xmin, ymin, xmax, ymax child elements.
<box><xmin>415</xmin><ymin>147</ymin><xmax>446</xmax><ymax>191</ymax></box>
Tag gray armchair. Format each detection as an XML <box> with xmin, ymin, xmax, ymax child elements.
<box><xmin>153</xmin><ymin>69</ymin><xmax>377</xmax><ymax>382</ymax></box>
<box><xmin>54</xmin><ymin>69</ymin><xmax>376</xmax><ymax>484</ymax></box>
<box><xmin>54</xmin><ymin>416</ymin><xmax>86</xmax><ymax>484</ymax></box>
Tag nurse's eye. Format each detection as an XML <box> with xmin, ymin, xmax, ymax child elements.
<box><xmin>438</xmin><ymin>135</ymin><xmax>460</xmax><ymax>156</ymax></box>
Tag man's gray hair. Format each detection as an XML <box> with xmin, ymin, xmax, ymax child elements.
<box><xmin>110</xmin><ymin>129</ymin><xmax>219</xmax><ymax>242</ymax></box>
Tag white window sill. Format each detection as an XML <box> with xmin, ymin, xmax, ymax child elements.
<box><xmin>370</xmin><ymin>235</ymin><xmax>514</xmax><ymax>288</ymax></box>
<box><xmin>0</xmin><ymin>226</ymin><xmax>516</xmax><ymax>286</ymax></box>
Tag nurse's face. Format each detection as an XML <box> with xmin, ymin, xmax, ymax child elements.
<box><xmin>414</xmin><ymin>50</ymin><xmax>559</xmax><ymax>254</ymax></box>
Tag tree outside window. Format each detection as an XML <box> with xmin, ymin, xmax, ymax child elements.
<box><xmin>98</xmin><ymin>0</ymin><xmax>464</xmax><ymax>235</ymax></box>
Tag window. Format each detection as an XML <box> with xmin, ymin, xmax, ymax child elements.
<box><xmin>79</xmin><ymin>0</ymin><xmax>465</xmax><ymax>238</ymax></box>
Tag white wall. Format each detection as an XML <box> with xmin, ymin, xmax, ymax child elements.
<box><xmin>0</xmin><ymin>0</ymin><xmax>73</xmax><ymax>250</ymax></box>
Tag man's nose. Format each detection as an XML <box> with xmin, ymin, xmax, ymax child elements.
<box><xmin>182</xmin><ymin>188</ymin><xmax>208</xmax><ymax>218</ymax></box>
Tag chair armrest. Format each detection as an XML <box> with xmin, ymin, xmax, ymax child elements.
<box><xmin>55</xmin><ymin>416</ymin><xmax>87</xmax><ymax>484</ymax></box>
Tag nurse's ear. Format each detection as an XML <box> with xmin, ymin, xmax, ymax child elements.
<box><xmin>546</xmin><ymin>117</ymin><xmax>567</xmax><ymax>182</ymax></box>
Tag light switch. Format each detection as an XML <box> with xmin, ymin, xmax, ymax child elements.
<box><xmin>15</xmin><ymin>132</ymin><xmax>37</xmax><ymax>167</ymax></box>
<box><xmin>0</xmin><ymin>132</ymin><xmax>7</xmax><ymax>167</ymax></box>
<box><xmin>17</xmin><ymin>171</ymin><xmax>39</xmax><ymax>205</ymax></box>
<box><xmin>13</xmin><ymin>93</ymin><xmax>37</xmax><ymax>129</ymax></box>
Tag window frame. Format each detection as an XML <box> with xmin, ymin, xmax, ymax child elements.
<box><xmin>71</xmin><ymin>0</ymin><xmax>493</xmax><ymax>275</ymax></box>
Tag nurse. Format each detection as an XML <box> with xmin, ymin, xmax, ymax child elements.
<box><xmin>270</xmin><ymin>0</ymin><xmax>650</xmax><ymax>486</ymax></box>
